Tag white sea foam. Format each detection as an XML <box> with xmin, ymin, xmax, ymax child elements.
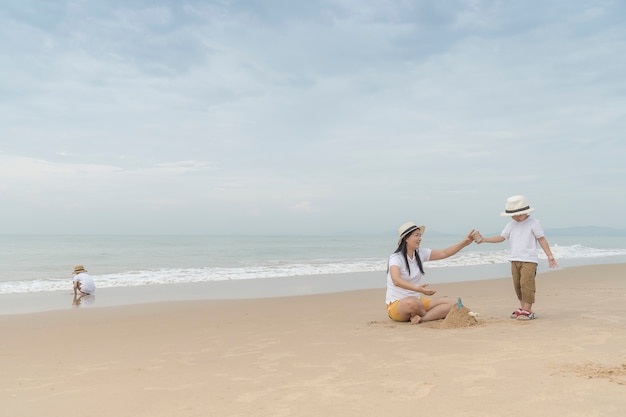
<box><xmin>1</xmin><ymin>244</ymin><xmax>625</xmax><ymax>295</ymax></box>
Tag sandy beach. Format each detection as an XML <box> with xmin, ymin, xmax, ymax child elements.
<box><xmin>1</xmin><ymin>263</ymin><xmax>625</xmax><ymax>417</ymax></box>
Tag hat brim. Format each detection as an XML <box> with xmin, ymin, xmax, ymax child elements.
<box><xmin>500</xmin><ymin>207</ymin><xmax>535</xmax><ymax>217</ymax></box>
<box><xmin>397</xmin><ymin>225</ymin><xmax>426</xmax><ymax>245</ymax></box>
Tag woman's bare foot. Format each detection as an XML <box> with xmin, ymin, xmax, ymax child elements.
<box><xmin>410</xmin><ymin>315</ymin><xmax>422</xmax><ymax>325</ymax></box>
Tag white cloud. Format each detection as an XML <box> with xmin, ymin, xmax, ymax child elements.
<box><xmin>291</xmin><ymin>201</ymin><xmax>316</xmax><ymax>213</ymax></box>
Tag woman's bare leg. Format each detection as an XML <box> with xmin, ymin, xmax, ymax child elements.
<box><xmin>397</xmin><ymin>297</ymin><xmax>426</xmax><ymax>324</ymax></box>
<box><xmin>421</xmin><ymin>298</ymin><xmax>455</xmax><ymax>322</ymax></box>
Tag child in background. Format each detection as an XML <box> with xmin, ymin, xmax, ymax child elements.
<box><xmin>478</xmin><ymin>196</ymin><xmax>558</xmax><ymax>320</ymax></box>
<box><xmin>72</xmin><ymin>264</ymin><xmax>96</xmax><ymax>306</ymax></box>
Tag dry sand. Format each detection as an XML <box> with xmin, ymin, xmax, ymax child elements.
<box><xmin>1</xmin><ymin>263</ymin><xmax>625</xmax><ymax>417</ymax></box>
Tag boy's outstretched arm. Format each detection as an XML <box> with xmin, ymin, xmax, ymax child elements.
<box><xmin>479</xmin><ymin>236</ymin><xmax>505</xmax><ymax>244</ymax></box>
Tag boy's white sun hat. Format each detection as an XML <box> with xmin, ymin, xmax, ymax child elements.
<box><xmin>500</xmin><ymin>195</ymin><xmax>536</xmax><ymax>217</ymax></box>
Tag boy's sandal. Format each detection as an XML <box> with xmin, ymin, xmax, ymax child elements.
<box><xmin>516</xmin><ymin>310</ymin><xmax>537</xmax><ymax>320</ymax></box>
<box><xmin>510</xmin><ymin>308</ymin><xmax>524</xmax><ymax>319</ymax></box>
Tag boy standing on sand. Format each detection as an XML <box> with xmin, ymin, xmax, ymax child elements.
<box><xmin>478</xmin><ymin>196</ymin><xmax>558</xmax><ymax>320</ymax></box>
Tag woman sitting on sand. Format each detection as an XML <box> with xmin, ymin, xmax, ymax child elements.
<box><xmin>386</xmin><ymin>222</ymin><xmax>474</xmax><ymax>324</ymax></box>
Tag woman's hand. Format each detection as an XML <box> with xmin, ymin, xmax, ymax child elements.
<box><xmin>419</xmin><ymin>284</ymin><xmax>436</xmax><ymax>296</ymax></box>
<box><xmin>462</xmin><ymin>230</ymin><xmax>475</xmax><ymax>246</ymax></box>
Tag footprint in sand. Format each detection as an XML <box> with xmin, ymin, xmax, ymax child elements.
<box><xmin>556</xmin><ymin>361</ymin><xmax>626</xmax><ymax>385</ymax></box>
<box><xmin>367</xmin><ymin>321</ymin><xmax>397</xmax><ymax>328</ymax></box>
<box><xmin>385</xmin><ymin>382</ymin><xmax>436</xmax><ymax>399</ymax></box>
<box><xmin>414</xmin><ymin>382</ymin><xmax>436</xmax><ymax>398</ymax></box>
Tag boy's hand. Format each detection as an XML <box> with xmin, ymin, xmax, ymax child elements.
<box><xmin>548</xmin><ymin>257</ymin><xmax>558</xmax><ymax>268</ymax></box>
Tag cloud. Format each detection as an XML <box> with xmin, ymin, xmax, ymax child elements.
<box><xmin>291</xmin><ymin>201</ymin><xmax>316</xmax><ymax>213</ymax></box>
<box><xmin>0</xmin><ymin>1</ymin><xmax>625</xmax><ymax>234</ymax></box>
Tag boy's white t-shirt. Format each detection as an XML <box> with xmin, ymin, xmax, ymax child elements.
<box><xmin>501</xmin><ymin>216</ymin><xmax>545</xmax><ymax>263</ymax></box>
<box><xmin>73</xmin><ymin>272</ymin><xmax>96</xmax><ymax>294</ymax></box>
<box><xmin>385</xmin><ymin>248</ymin><xmax>432</xmax><ymax>304</ymax></box>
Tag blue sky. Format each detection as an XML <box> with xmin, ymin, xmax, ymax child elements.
<box><xmin>1</xmin><ymin>0</ymin><xmax>625</xmax><ymax>235</ymax></box>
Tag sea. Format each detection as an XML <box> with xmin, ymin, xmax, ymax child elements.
<box><xmin>2</xmin><ymin>233</ymin><xmax>626</xmax><ymax>296</ymax></box>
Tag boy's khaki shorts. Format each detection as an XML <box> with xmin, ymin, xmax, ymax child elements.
<box><xmin>511</xmin><ymin>261</ymin><xmax>537</xmax><ymax>304</ymax></box>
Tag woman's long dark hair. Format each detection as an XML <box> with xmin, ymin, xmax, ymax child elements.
<box><xmin>387</xmin><ymin>234</ymin><xmax>425</xmax><ymax>275</ymax></box>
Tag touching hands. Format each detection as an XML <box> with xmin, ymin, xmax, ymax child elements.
<box><xmin>463</xmin><ymin>230</ymin><xmax>475</xmax><ymax>246</ymax></box>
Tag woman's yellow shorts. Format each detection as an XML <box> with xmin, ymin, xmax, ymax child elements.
<box><xmin>386</xmin><ymin>297</ymin><xmax>431</xmax><ymax>322</ymax></box>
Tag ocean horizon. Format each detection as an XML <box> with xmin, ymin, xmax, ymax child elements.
<box><xmin>2</xmin><ymin>232</ymin><xmax>626</xmax><ymax>296</ymax></box>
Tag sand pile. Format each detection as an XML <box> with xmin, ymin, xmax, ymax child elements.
<box><xmin>438</xmin><ymin>304</ymin><xmax>479</xmax><ymax>329</ymax></box>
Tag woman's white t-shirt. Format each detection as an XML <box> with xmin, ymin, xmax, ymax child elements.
<box><xmin>385</xmin><ymin>248</ymin><xmax>431</xmax><ymax>304</ymax></box>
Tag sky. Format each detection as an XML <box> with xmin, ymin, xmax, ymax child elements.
<box><xmin>1</xmin><ymin>0</ymin><xmax>625</xmax><ymax>236</ymax></box>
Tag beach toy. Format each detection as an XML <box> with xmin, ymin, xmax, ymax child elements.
<box><xmin>457</xmin><ymin>298</ymin><xmax>463</xmax><ymax>308</ymax></box>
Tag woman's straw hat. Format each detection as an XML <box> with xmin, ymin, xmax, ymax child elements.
<box><xmin>500</xmin><ymin>195</ymin><xmax>536</xmax><ymax>217</ymax></box>
<box><xmin>397</xmin><ymin>222</ymin><xmax>426</xmax><ymax>245</ymax></box>
<box><xmin>73</xmin><ymin>265</ymin><xmax>88</xmax><ymax>274</ymax></box>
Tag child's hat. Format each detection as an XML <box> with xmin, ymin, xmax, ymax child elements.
<box><xmin>73</xmin><ymin>265</ymin><xmax>88</xmax><ymax>274</ymax></box>
<box><xmin>501</xmin><ymin>195</ymin><xmax>535</xmax><ymax>217</ymax></box>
